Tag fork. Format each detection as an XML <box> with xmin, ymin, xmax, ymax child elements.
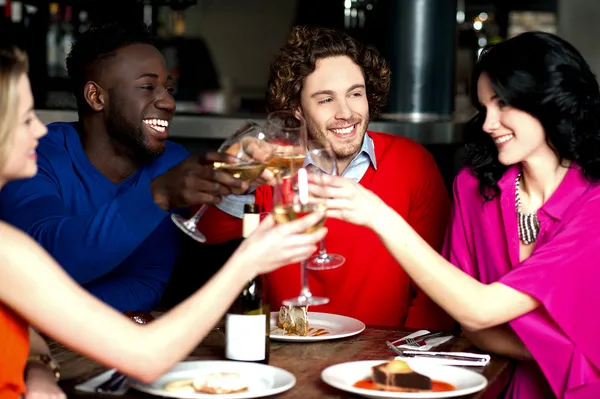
<box><xmin>391</xmin><ymin>331</ymin><xmax>444</xmax><ymax>347</ymax></box>
<box><xmin>404</xmin><ymin>337</ymin><xmax>427</xmax><ymax>347</ymax></box>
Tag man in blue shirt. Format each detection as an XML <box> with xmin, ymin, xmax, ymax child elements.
<box><xmin>0</xmin><ymin>22</ymin><xmax>244</xmax><ymax>312</ymax></box>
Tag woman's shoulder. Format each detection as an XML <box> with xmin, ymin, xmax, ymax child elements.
<box><xmin>453</xmin><ymin>167</ymin><xmax>480</xmax><ymax>194</ymax></box>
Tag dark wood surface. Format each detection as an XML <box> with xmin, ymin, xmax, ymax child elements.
<box><xmin>51</xmin><ymin>325</ymin><xmax>513</xmax><ymax>398</ymax></box>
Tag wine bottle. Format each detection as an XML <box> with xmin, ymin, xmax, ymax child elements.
<box><xmin>225</xmin><ymin>203</ymin><xmax>270</xmax><ymax>364</ymax></box>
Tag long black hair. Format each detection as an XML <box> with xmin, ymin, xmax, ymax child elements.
<box><xmin>464</xmin><ymin>31</ymin><xmax>600</xmax><ymax>199</ymax></box>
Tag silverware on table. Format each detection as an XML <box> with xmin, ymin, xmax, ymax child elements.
<box><xmin>400</xmin><ymin>351</ymin><xmax>488</xmax><ymax>362</ymax></box>
<box><xmin>391</xmin><ymin>331</ymin><xmax>445</xmax><ymax>346</ymax></box>
<box><xmin>95</xmin><ymin>371</ymin><xmax>128</xmax><ymax>393</ymax></box>
<box><xmin>385</xmin><ymin>341</ymin><xmax>487</xmax><ymax>363</ymax></box>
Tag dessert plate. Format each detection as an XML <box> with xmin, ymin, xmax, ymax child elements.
<box><xmin>269</xmin><ymin>311</ymin><xmax>365</xmax><ymax>342</ymax></box>
<box><xmin>129</xmin><ymin>360</ymin><xmax>295</xmax><ymax>398</ymax></box>
<box><xmin>321</xmin><ymin>360</ymin><xmax>487</xmax><ymax>398</ymax></box>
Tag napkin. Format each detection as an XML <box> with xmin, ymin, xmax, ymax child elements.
<box><xmin>74</xmin><ymin>369</ymin><xmax>129</xmax><ymax>396</ymax></box>
<box><xmin>391</xmin><ymin>330</ymin><xmax>453</xmax><ymax>351</ymax></box>
<box><xmin>395</xmin><ymin>352</ymin><xmax>491</xmax><ymax>367</ymax></box>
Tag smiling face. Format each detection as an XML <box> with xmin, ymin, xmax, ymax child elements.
<box><xmin>1</xmin><ymin>73</ymin><xmax>47</xmax><ymax>183</ymax></box>
<box><xmin>477</xmin><ymin>73</ymin><xmax>552</xmax><ymax>166</ymax></box>
<box><xmin>297</xmin><ymin>56</ymin><xmax>369</xmax><ymax>167</ymax></box>
<box><xmin>92</xmin><ymin>43</ymin><xmax>175</xmax><ymax>160</ymax></box>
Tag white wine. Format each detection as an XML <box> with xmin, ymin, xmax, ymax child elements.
<box><xmin>272</xmin><ymin>202</ymin><xmax>326</xmax><ymax>233</ymax></box>
<box><xmin>213</xmin><ymin>162</ymin><xmax>266</xmax><ymax>182</ymax></box>
<box><xmin>225</xmin><ymin>204</ymin><xmax>270</xmax><ymax>364</ymax></box>
<box><xmin>265</xmin><ymin>153</ymin><xmax>305</xmax><ymax>176</ymax></box>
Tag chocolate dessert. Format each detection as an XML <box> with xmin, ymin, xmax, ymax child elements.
<box><xmin>372</xmin><ymin>360</ymin><xmax>432</xmax><ymax>391</ymax></box>
<box><xmin>277</xmin><ymin>305</ymin><xmax>309</xmax><ymax>336</ymax></box>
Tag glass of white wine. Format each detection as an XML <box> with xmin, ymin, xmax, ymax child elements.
<box><xmin>263</xmin><ymin>110</ymin><xmax>307</xmax><ymax>178</ymax></box>
<box><xmin>304</xmin><ymin>140</ymin><xmax>346</xmax><ymax>270</ymax></box>
<box><xmin>272</xmin><ymin>167</ymin><xmax>329</xmax><ymax>306</ymax></box>
<box><xmin>171</xmin><ymin>121</ymin><xmax>272</xmax><ymax>243</ymax></box>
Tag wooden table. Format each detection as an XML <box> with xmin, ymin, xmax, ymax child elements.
<box><xmin>52</xmin><ymin>326</ymin><xmax>513</xmax><ymax>398</ymax></box>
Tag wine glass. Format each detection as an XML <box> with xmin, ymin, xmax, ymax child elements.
<box><xmin>171</xmin><ymin>121</ymin><xmax>272</xmax><ymax>242</ymax></box>
<box><xmin>263</xmin><ymin>110</ymin><xmax>307</xmax><ymax>178</ymax></box>
<box><xmin>304</xmin><ymin>140</ymin><xmax>346</xmax><ymax>270</ymax></box>
<box><xmin>272</xmin><ymin>167</ymin><xmax>329</xmax><ymax>306</ymax></box>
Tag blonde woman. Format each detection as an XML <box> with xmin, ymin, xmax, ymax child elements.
<box><xmin>0</xmin><ymin>47</ymin><xmax>327</xmax><ymax>399</ymax></box>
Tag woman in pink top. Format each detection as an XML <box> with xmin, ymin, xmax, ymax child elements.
<box><xmin>314</xmin><ymin>31</ymin><xmax>600</xmax><ymax>398</ymax></box>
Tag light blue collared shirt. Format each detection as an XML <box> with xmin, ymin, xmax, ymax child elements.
<box><xmin>216</xmin><ymin>134</ymin><xmax>377</xmax><ymax>218</ymax></box>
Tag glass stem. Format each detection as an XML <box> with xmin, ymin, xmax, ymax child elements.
<box><xmin>299</xmin><ymin>260</ymin><xmax>312</xmax><ymax>298</ymax></box>
<box><xmin>183</xmin><ymin>204</ymin><xmax>208</xmax><ymax>229</ymax></box>
<box><xmin>318</xmin><ymin>238</ymin><xmax>327</xmax><ymax>256</ymax></box>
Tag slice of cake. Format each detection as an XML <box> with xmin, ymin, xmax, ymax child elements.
<box><xmin>191</xmin><ymin>372</ymin><xmax>248</xmax><ymax>394</ymax></box>
<box><xmin>372</xmin><ymin>359</ymin><xmax>432</xmax><ymax>391</ymax></box>
<box><xmin>277</xmin><ymin>305</ymin><xmax>309</xmax><ymax>336</ymax></box>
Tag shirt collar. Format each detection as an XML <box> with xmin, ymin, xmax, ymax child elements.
<box><xmin>499</xmin><ymin>163</ymin><xmax>590</xmax><ymax>221</ymax></box>
<box><xmin>361</xmin><ymin>133</ymin><xmax>378</xmax><ymax>170</ymax></box>
<box><xmin>305</xmin><ymin>133</ymin><xmax>377</xmax><ymax>171</ymax></box>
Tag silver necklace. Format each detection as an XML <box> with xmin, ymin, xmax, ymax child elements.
<box><xmin>515</xmin><ymin>170</ymin><xmax>540</xmax><ymax>245</ymax></box>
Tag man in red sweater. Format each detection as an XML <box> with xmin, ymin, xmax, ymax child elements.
<box><xmin>200</xmin><ymin>26</ymin><xmax>453</xmax><ymax>330</ymax></box>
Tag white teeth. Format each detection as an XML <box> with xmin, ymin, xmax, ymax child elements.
<box><xmin>494</xmin><ymin>134</ymin><xmax>514</xmax><ymax>145</ymax></box>
<box><xmin>331</xmin><ymin>125</ymin><xmax>354</xmax><ymax>134</ymax></box>
<box><xmin>143</xmin><ymin>119</ymin><xmax>169</xmax><ymax>128</ymax></box>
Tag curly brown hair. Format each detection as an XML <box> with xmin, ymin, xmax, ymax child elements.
<box><xmin>267</xmin><ymin>25</ymin><xmax>391</xmax><ymax>120</ymax></box>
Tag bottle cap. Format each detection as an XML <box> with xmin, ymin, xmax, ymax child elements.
<box><xmin>244</xmin><ymin>203</ymin><xmax>258</xmax><ymax>214</ymax></box>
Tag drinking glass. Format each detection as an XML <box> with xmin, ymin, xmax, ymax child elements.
<box><xmin>304</xmin><ymin>140</ymin><xmax>346</xmax><ymax>270</ymax></box>
<box><xmin>272</xmin><ymin>167</ymin><xmax>329</xmax><ymax>306</ymax></box>
<box><xmin>263</xmin><ymin>110</ymin><xmax>307</xmax><ymax>178</ymax></box>
<box><xmin>171</xmin><ymin>121</ymin><xmax>272</xmax><ymax>242</ymax></box>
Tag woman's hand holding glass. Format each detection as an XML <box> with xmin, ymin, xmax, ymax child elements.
<box><xmin>308</xmin><ymin>173</ymin><xmax>388</xmax><ymax>229</ymax></box>
<box><xmin>234</xmin><ymin>213</ymin><xmax>327</xmax><ymax>276</ymax></box>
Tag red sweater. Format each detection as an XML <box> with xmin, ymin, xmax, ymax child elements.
<box><xmin>200</xmin><ymin>132</ymin><xmax>454</xmax><ymax>329</ymax></box>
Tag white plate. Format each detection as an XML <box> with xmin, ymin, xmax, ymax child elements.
<box><xmin>270</xmin><ymin>311</ymin><xmax>365</xmax><ymax>342</ymax></box>
<box><xmin>321</xmin><ymin>360</ymin><xmax>488</xmax><ymax>398</ymax></box>
<box><xmin>129</xmin><ymin>360</ymin><xmax>295</xmax><ymax>398</ymax></box>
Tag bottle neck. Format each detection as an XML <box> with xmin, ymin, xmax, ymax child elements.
<box><xmin>242</xmin><ymin>212</ymin><xmax>260</xmax><ymax>238</ymax></box>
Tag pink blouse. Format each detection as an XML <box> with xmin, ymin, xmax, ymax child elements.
<box><xmin>444</xmin><ymin>164</ymin><xmax>600</xmax><ymax>399</ymax></box>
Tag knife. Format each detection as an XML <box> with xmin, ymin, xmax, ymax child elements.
<box><xmin>400</xmin><ymin>351</ymin><xmax>488</xmax><ymax>362</ymax></box>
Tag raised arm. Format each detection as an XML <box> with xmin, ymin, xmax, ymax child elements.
<box><xmin>316</xmin><ymin>173</ymin><xmax>542</xmax><ymax>331</ymax></box>
<box><xmin>0</xmin><ymin>214</ymin><xmax>326</xmax><ymax>383</ymax></box>
<box><xmin>0</xmin><ymin>151</ymin><xmax>245</xmax><ymax>285</ymax></box>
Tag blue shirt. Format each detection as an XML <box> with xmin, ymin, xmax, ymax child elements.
<box><xmin>0</xmin><ymin>122</ymin><xmax>190</xmax><ymax>312</ymax></box>
<box><xmin>216</xmin><ymin>134</ymin><xmax>378</xmax><ymax>218</ymax></box>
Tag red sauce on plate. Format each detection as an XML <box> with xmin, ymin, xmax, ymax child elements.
<box><xmin>353</xmin><ymin>379</ymin><xmax>455</xmax><ymax>392</ymax></box>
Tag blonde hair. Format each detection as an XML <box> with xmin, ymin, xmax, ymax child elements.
<box><xmin>0</xmin><ymin>47</ymin><xmax>29</xmax><ymax>170</ymax></box>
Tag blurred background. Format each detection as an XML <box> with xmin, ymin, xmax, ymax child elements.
<box><xmin>1</xmin><ymin>0</ymin><xmax>596</xmax><ymax>187</ymax></box>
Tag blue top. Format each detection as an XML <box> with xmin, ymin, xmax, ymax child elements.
<box><xmin>0</xmin><ymin>122</ymin><xmax>190</xmax><ymax>312</ymax></box>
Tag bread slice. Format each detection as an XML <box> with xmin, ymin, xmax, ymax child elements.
<box><xmin>191</xmin><ymin>372</ymin><xmax>248</xmax><ymax>394</ymax></box>
<box><xmin>372</xmin><ymin>360</ymin><xmax>432</xmax><ymax>391</ymax></box>
<box><xmin>277</xmin><ymin>305</ymin><xmax>309</xmax><ymax>336</ymax></box>
<box><xmin>164</xmin><ymin>378</ymin><xmax>195</xmax><ymax>393</ymax></box>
